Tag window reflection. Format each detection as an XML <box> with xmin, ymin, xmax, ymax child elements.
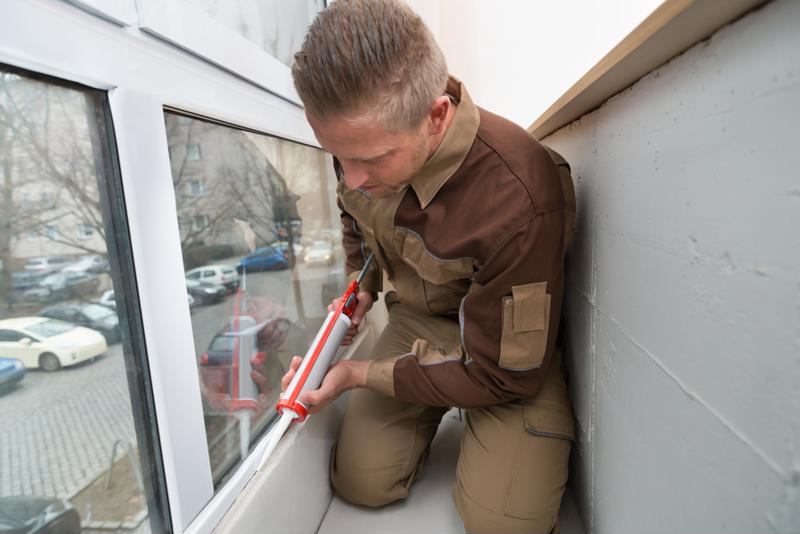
<box><xmin>164</xmin><ymin>112</ymin><xmax>344</xmax><ymax>488</ymax></box>
<box><xmin>183</xmin><ymin>0</ymin><xmax>325</xmax><ymax>67</ymax></box>
<box><xmin>0</xmin><ymin>68</ymin><xmax>161</xmax><ymax>532</ymax></box>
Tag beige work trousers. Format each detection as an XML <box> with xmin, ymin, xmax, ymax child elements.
<box><xmin>331</xmin><ymin>298</ymin><xmax>573</xmax><ymax>533</ymax></box>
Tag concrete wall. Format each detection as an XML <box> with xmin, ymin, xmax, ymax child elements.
<box><xmin>542</xmin><ymin>1</ymin><xmax>800</xmax><ymax>531</ymax></box>
<box><xmin>406</xmin><ymin>0</ymin><xmax>663</xmax><ymax>127</ymax></box>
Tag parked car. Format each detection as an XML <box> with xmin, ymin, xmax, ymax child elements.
<box><xmin>62</xmin><ymin>254</ymin><xmax>108</xmax><ymax>274</ymax></box>
<box><xmin>0</xmin><ymin>495</ymin><xmax>81</xmax><ymax>533</ymax></box>
<box><xmin>236</xmin><ymin>247</ymin><xmax>289</xmax><ymax>273</ymax></box>
<box><xmin>0</xmin><ymin>357</ymin><xmax>25</xmax><ymax>393</ymax></box>
<box><xmin>10</xmin><ymin>270</ymin><xmax>47</xmax><ymax>291</ymax></box>
<box><xmin>38</xmin><ymin>303</ymin><xmax>121</xmax><ymax>344</ymax></box>
<box><xmin>0</xmin><ymin>317</ymin><xmax>107</xmax><ymax>371</ymax></box>
<box><xmin>37</xmin><ymin>271</ymin><xmax>99</xmax><ymax>299</ymax></box>
<box><xmin>186</xmin><ymin>279</ymin><xmax>226</xmax><ymax>306</ymax></box>
<box><xmin>304</xmin><ymin>240</ymin><xmax>335</xmax><ymax>267</ymax></box>
<box><xmin>24</xmin><ymin>256</ymin><xmax>71</xmax><ymax>274</ymax></box>
<box><xmin>270</xmin><ymin>241</ymin><xmax>304</xmax><ymax>263</ymax></box>
<box><xmin>98</xmin><ymin>289</ymin><xmax>116</xmax><ymax>308</ymax></box>
<box><xmin>186</xmin><ymin>265</ymin><xmax>239</xmax><ymax>292</ymax></box>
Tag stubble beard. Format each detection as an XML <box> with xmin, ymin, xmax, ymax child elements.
<box><xmin>371</xmin><ymin>136</ymin><xmax>430</xmax><ymax>199</ymax></box>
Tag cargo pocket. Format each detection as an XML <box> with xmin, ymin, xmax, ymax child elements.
<box><xmin>499</xmin><ymin>282</ymin><xmax>551</xmax><ymax>370</ymax></box>
<box><xmin>523</xmin><ymin>399</ymin><xmax>575</xmax><ymax>442</ymax></box>
<box><xmin>503</xmin><ymin>397</ymin><xmax>573</xmax><ymax>520</ymax></box>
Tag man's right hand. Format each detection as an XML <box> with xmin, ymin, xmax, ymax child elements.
<box><xmin>329</xmin><ymin>290</ymin><xmax>374</xmax><ymax>346</ymax></box>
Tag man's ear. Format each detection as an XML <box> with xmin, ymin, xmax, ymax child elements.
<box><xmin>427</xmin><ymin>95</ymin><xmax>451</xmax><ymax>135</ymax></box>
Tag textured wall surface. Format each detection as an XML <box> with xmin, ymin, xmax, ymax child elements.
<box><xmin>543</xmin><ymin>1</ymin><xmax>800</xmax><ymax>531</ymax></box>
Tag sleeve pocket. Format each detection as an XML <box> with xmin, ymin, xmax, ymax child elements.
<box><xmin>499</xmin><ymin>282</ymin><xmax>551</xmax><ymax>370</ymax></box>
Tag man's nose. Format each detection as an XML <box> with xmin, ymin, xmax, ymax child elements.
<box><xmin>340</xmin><ymin>161</ymin><xmax>369</xmax><ymax>189</ymax></box>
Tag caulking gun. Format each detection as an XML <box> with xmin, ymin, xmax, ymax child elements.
<box><xmin>257</xmin><ymin>252</ymin><xmax>375</xmax><ymax>470</ymax></box>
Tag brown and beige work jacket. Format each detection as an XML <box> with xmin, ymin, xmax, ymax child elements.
<box><xmin>338</xmin><ymin>78</ymin><xmax>572</xmax><ymax>408</ymax></box>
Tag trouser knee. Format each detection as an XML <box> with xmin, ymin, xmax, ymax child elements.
<box><xmin>453</xmin><ymin>483</ymin><xmax>559</xmax><ymax>533</ymax></box>
<box><xmin>331</xmin><ymin>462</ymin><xmax>411</xmax><ymax>508</ymax></box>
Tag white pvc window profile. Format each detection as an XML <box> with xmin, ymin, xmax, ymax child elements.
<box><xmin>63</xmin><ymin>0</ymin><xmax>138</xmax><ymax>26</ymax></box>
<box><xmin>136</xmin><ymin>0</ymin><xmax>303</xmax><ymax>106</ymax></box>
<box><xmin>0</xmin><ymin>1</ymin><xmax>320</xmax><ymax>530</ymax></box>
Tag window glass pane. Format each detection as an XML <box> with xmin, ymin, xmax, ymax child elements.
<box><xmin>183</xmin><ymin>0</ymin><xmax>325</xmax><ymax>67</ymax></box>
<box><xmin>165</xmin><ymin>111</ymin><xmax>344</xmax><ymax>489</ymax></box>
<box><xmin>0</xmin><ymin>68</ymin><xmax>165</xmax><ymax>532</ymax></box>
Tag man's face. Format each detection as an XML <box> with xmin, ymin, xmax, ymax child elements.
<box><xmin>307</xmin><ymin>111</ymin><xmax>433</xmax><ymax>198</ymax></box>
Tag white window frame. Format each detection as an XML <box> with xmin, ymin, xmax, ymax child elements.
<box><xmin>63</xmin><ymin>0</ymin><xmax>138</xmax><ymax>26</ymax></box>
<box><xmin>0</xmin><ymin>1</ymin><xmax>319</xmax><ymax>531</ymax></box>
<box><xmin>136</xmin><ymin>0</ymin><xmax>304</xmax><ymax>106</ymax></box>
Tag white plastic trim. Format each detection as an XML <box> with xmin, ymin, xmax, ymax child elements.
<box><xmin>137</xmin><ymin>0</ymin><xmax>302</xmax><ymax>106</ymax></box>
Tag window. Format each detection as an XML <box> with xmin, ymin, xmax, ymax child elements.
<box><xmin>77</xmin><ymin>223</ymin><xmax>95</xmax><ymax>239</ymax></box>
<box><xmin>165</xmin><ymin>111</ymin><xmax>343</xmax><ymax>490</ymax></box>
<box><xmin>40</xmin><ymin>191</ymin><xmax>54</xmax><ymax>208</ymax></box>
<box><xmin>0</xmin><ymin>66</ymin><xmax>167</xmax><ymax>533</ymax></box>
<box><xmin>192</xmin><ymin>214</ymin><xmax>210</xmax><ymax>231</ymax></box>
<box><xmin>0</xmin><ymin>329</ymin><xmax>26</xmax><ymax>342</ymax></box>
<box><xmin>183</xmin><ymin>0</ymin><xmax>324</xmax><ymax>67</ymax></box>
<box><xmin>186</xmin><ymin>143</ymin><xmax>202</xmax><ymax>161</ymax></box>
<box><xmin>137</xmin><ymin>0</ymin><xmax>325</xmax><ymax>105</ymax></box>
<box><xmin>189</xmin><ymin>179</ymin><xmax>206</xmax><ymax>196</ymax></box>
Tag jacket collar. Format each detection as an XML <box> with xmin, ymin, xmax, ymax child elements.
<box><xmin>409</xmin><ymin>76</ymin><xmax>480</xmax><ymax>209</ymax></box>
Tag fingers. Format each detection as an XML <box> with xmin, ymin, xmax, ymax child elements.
<box><xmin>340</xmin><ymin>324</ymin><xmax>359</xmax><ymax>346</ymax></box>
<box><xmin>351</xmin><ymin>292</ymin><xmax>373</xmax><ymax>326</ymax></box>
<box><xmin>251</xmin><ymin>369</ymin><xmax>267</xmax><ymax>387</ymax></box>
<box><xmin>280</xmin><ymin>356</ymin><xmax>303</xmax><ymax>392</ymax></box>
<box><xmin>328</xmin><ymin>297</ymin><xmax>342</xmax><ymax>313</ymax></box>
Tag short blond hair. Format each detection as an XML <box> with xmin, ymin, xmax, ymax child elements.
<box><xmin>292</xmin><ymin>0</ymin><xmax>448</xmax><ymax>130</ymax></box>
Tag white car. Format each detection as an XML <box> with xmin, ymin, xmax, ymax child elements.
<box><xmin>99</xmin><ymin>289</ymin><xmax>116</xmax><ymax>308</ymax></box>
<box><xmin>186</xmin><ymin>265</ymin><xmax>239</xmax><ymax>293</ymax></box>
<box><xmin>304</xmin><ymin>241</ymin><xmax>335</xmax><ymax>266</ymax></box>
<box><xmin>62</xmin><ymin>254</ymin><xmax>108</xmax><ymax>274</ymax></box>
<box><xmin>0</xmin><ymin>317</ymin><xmax>108</xmax><ymax>371</ymax></box>
<box><xmin>24</xmin><ymin>256</ymin><xmax>71</xmax><ymax>273</ymax></box>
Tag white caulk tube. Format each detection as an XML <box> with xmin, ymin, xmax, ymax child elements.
<box><xmin>256</xmin><ymin>310</ymin><xmax>351</xmax><ymax>471</ymax></box>
<box><xmin>277</xmin><ymin>309</ymin><xmax>352</xmax><ymax>421</ymax></box>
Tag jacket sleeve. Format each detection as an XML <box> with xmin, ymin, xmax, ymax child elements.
<box><xmin>365</xmin><ymin>208</ymin><xmax>564</xmax><ymax>407</ymax></box>
<box><xmin>338</xmin><ymin>196</ymin><xmax>382</xmax><ymax>295</ymax></box>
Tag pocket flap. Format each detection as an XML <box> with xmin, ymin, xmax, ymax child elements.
<box><xmin>511</xmin><ymin>282</ymin><xmax>547</xmax><ymax>332</ymax></box>
<box><xmin>523</xmin><ymin>400</ymin><xmax>575</xmax><ymax>441</ymax></box>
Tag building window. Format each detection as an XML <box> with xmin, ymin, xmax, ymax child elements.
<box><xmin>165</xmin><ymin>111</ymin><xmax>342</xmax><ymax>490</ymax></box>
<box><xmin>188</xmin><ymin>179</ymin><xmax>206</xmax><ymax>196</ymax></box>
<box><xmin>186</xmin><ymin>143</ymin><xmax>201</xmax><ymax>161</ymax></box>
<box><xmin>45</xmin><ymin>225</ymin><xmax>59</xmax><ymax>240</ymax></box>
<box><xmin>77</xmin><ymin>223</ymin><xmax>95</xmax><ymax>239</ymax></box>
<box><xmin>192</xmin><ymin>214</ymin><xmax>209</xmax><ymax>231</ymax></box>
<box><xmin>40</xmin><ymin>191</ymin><xmax>55</xmax><ymax>209</ymax></box>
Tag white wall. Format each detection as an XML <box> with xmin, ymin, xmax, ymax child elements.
<box><xmin>542</xmin><ymin>0</ymin><xmax>800</xmax><ymax>531</ymax></box>
<box><xmin>406</xmin><ymin>0</ymin><xmax>663</xmax><ymax>128</ymax></box>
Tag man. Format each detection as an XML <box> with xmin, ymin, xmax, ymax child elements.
<box><xmin>280</xmin><ymin>0</ymin><xmax>574</xmax><ymax>531</ymax></box>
